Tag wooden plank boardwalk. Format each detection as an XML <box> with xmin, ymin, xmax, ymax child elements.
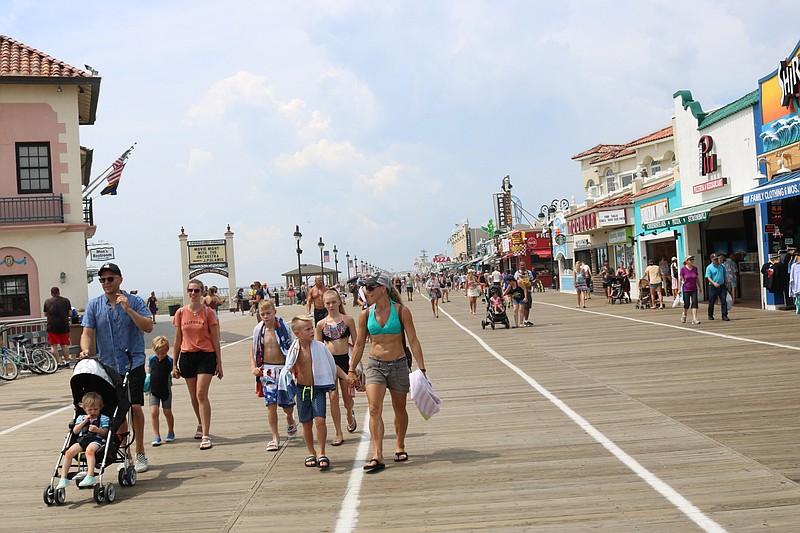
<box><xmin>2</xmin><ymin>290</ymin><xmax>800</xmax><ymax>532</ymax></box>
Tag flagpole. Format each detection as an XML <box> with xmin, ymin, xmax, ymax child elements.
<box><xmin>83</xmin><ymin>143</ymin><xmax>136</xmax><ymax>198</ymax></box>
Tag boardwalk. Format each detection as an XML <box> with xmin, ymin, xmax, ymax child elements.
<box><xmin>2</xmin><ymin>290</ymin><xmax>800</xmax><ymax>532</ymax></box>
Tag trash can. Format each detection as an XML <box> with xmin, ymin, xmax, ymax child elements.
<box><xmin>241</xmin><ymin>300</ymin><xmax>251</xmax><ymax>312</ymax></box>
<box><xmin>274</xmin><ymin>292</ymin><xmax>280</xmax><ymax>307</ymax></box>
<box><xmin>168</xmin><ymin>304</ymin><xmax>181</xmax><ymax>316</ymax></box>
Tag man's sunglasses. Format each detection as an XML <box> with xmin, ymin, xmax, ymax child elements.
<box><xmin>187</xmin><ymin>288</ymin><xmax>202</xmax><ymax>294</ymax></box>
<box><xmin>98</xmin><ymin>277</ymin><xmax>116</xmax><ymax>283</ymax></box>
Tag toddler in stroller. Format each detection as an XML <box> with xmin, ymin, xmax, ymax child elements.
<box><xmin>44</xmin><ymin>358</ymin><xmax>134</xmax><ymax>506</ymax></box>
<box><xmin>481</xmin><ymin>285</ymin><xmax>510</xmax><ymax>330</ymax></box>
<box><xmin>636</xmin><ymin>278</ymin><xmax>652</xmax><ymax>309</ymax></box>
<box><xmin>609</xmin><ymin>276</ymin><xmax>630</xmax><ymax>304</ymax></box>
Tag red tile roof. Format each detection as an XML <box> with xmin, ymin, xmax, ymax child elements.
<box><xmin>632</xmin><ymin>178</ymin><xmax>673</xmax><ymax>198</ymax></box>
<box><xmin>566</xmin><ymin>192</ymin><xmax>634</xmax><ymax>218</ymax></box>
<box><xmin>572</xmin><ymin>125</ymin><xmax>673</xmax><ymax>164</ymax></box>
<box><xmin>0</xmin><ymin>35</ymin><xmax>89</xmax><ymax>77</ymax></box>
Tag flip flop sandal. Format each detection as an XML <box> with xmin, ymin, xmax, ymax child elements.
<box><xmin>363</xmin><ymin>459</ymin><xmax>385</xmax><ymax>472</ymax></box>
<box><xmin>199</xmin><ymin>436</ymin><xmax>213</xmax><ymax>450</ymax></box>
<box><xmin>194</xmin><ymin>425</ymin><xmax>203</xmax><ymax>440</ymax></box>
<box><xmin>287</xmin><ymin>424</ymin><xmax>298</xmax><ymax>438</ymax></box>
<box><xmin>347</xmin><ymin>411</ymin><xmax>357</xmax><ymax>433</ymax></box>
<box><xmin>331</xmin><ymin>438</ymin><xmax>344</xmax><ymax>446</ymax></box>
<box><xmin>304</xmin><ymin>456</ymin><xmax>317</xmax><ymax>467</ymax></box>
<box><xmin>394</xmin><ymin>451</ymin><xmax>409</xmax><ymax>462</ymax></box>
<box><xmin>317</xmin><ymin>456</ymin><xmax>330</xmax><ymax>469</ymax></box>
<box><xmin>266</xmin><ymin>440</ymin><xmax>279</xmax><ymax>452</ymax></box>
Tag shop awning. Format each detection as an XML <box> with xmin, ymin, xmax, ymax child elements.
<box><xmin>743</xmin><ymin>170</ymin><xmax>800</xmax><ymax>206</ymax></box>
<box><xmin>642</xmin><ymin>197</ymin><xmax>738</xmax><ymax>231</ymax></box>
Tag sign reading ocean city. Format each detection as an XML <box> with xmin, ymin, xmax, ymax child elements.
<box><xmin>179</xmin><ymin>227</ymin><xmax>238</xmax><ymax>305</ymax></box>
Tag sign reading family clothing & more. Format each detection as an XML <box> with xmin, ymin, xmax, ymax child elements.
<box><xmin>188</xmin><ymin>239</ymin><xmax>227</xmax><ymax>268</ymax></box>
<box><xmin>743</xmin><ymin>178</ymin><xmax>800</xmax><ymax>206</ymax></box>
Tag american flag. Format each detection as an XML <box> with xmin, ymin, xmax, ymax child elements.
<box><xmin>324</xmin><ymin>250</ymin><xmax>331</xmax><ymax>263</ymax></box>
<box><xmin>100</xmin><ymin>149</ymin><xmax>132</xmax><ymax>196</ymax></box>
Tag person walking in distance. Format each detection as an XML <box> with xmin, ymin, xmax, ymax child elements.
<box><xmin>80</xmin><ymin>263</ymin><xmax>153</xmax><ymax>472</ymax></box>
<box><xmin>678</xmin><ymin>256</ymin><xmax>702</xmax><ymax>325</ymax></box>
<box><xmin>644</xmin><ymin>259</ymin><xmax>665</xmax><ymax>309</ymax></box>
<box><xmin>147</xmin><ymin>291</ymin><xmax>158</xmax><ymax>323</ymax></box>
<box><xmin>705</xmin><ymin>253</ymin><xmax>729</xmax><ymax>321</ymax></box>
<box><xmin>43</xmin><ymin>286</ymin><xmax>72</xmax><ymax>369</ymax></box>
<box><xmin>307</xmin><ymin>275</ymin><xmax>329</xmax><ymax>325</ymax></box>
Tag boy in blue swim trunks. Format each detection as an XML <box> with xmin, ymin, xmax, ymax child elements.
<box><xmin>251</xmin><ymin>300</ymin><xmax>297</xmax><ymax>452</ymax></box>
<box><xmin>282</xmin><ymin>315</ymin><xmax>347</xmax><ymax>469</ymax></box>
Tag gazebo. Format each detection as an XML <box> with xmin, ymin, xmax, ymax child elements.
<box><xmin>281</xmin><ymin>264</ymin><xmax>340</xmax><ymax>289</ymax></box>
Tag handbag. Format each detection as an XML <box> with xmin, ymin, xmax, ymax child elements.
<box><xmin>399</xmin><ymin>304</ymin><xmax>413</xmax><ymax>370</ymax></box>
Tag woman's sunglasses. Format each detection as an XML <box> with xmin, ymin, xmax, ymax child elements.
<box><xmin>187</xmin><ymin>288</ymin><xmax>202</xmax><ymax>294</ymax></box>
<box><xmin>365</xmin><ymin>285</ymin><xmax>380</xmax><ymax>292</ymax></box>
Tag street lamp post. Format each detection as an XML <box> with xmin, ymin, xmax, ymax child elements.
<box><xmin>538</xmin><ymin>199</ymin><xmax>569</xmax><ymax>290</ymax></box>
<box><xmin>318</xmin><ymin>237</ymin><xmax>325</xmax><ymax>285</ymax></box>
<box><xmin>333</xmin><ymin>245</ymin><xmax>339</xmax><ymax>285</ymax></box>
<box><xmin>293</xmin><ymin>225</ymin><xmax>303</xmax><ymax>301</ymax></box>
<box><xmin>353</xmin><ymin>255</ymin><xmax>358</xmax><ymax>275</ymax></box>
<box><xmin>346</xmin><ymin>252</ymin><xmax>351</xmax><ymax>279</ymax></box>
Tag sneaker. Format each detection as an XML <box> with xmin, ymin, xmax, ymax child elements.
<box><xmin>134</xmin><ymin>453</ymin><xmax>148</xmax><ymax>473</ymax></box>
<box><xmin>722</xmin><ymin>317</ymin><xmax>730</xmax><ymax>321</ymax></box>
<box><xmin>56</xmin><ymin>478</ymin><xmax>69</xmax><ymax>489</ymax></box>
<box><xmin>692</xmin><ymin>319</ymin><xmax>701</xmax><ymax>324</ymax></box>
<box><xmin>165</xmin><ymin>433</ymin><xmax>175</xmax><ymax>442</ymax></box>
<box><xmin>78</xmin><ymin>475</ymin><xmax>96</xmax><ymax>487</ymax></box>
<box><xmin>152</xmin><ymin>437</ymin><xmax>163</xmax><ymax>447</ymax></box>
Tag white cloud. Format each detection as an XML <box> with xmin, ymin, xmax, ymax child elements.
<box><xmin>274</xmin><ymin>139</ymin><xmax>367</xmax><ymax>173</ymax></box>
<box><xmin>183</xmin><ymin>71</ymin><xmax>273</xmax><ymax>124</ymax></box>
<box><xmin>186</xmin><ymin>148</ymin><xmax>213</xmax><ymax>174</ymax></box>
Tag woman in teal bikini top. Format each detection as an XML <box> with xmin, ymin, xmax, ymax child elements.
<box><xmin>348</xmin><ymin>273</ymin><xmax>426</xmax><ymax>471</ymax></box>
<box><xmin>367</xmin><ymin>300</ymin><xmax>402</xmax><ymax>336</ymax></box>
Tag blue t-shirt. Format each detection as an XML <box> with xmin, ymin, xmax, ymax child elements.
<box><xmin>82</xmin><ymin>291</ymin><xmax>150</xmax><ymax>374</ymax></box>
<box><xmin>705</xmin><ymin>262</ymin><xmax>726</xmax><ymax>285</ymax></box>
<box><xmin>76</xmin><ymin>413</ymin><xmax>111</xmax><ymax>444</ymax></box>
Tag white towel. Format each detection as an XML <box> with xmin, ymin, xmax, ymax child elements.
<box><xmin>409</xmin><ymin>369</ymin><xmax>441</xmax><ymax>420</ymax></box>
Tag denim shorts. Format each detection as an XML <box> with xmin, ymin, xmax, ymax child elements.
<box><xmin>365</xmin><ymin>357</ymin><xmax>410</xmax><ymax>393</ymax></box>
<box><xmin>295</xmin><ymin>385</ymin><xmax>328</xmax><ymax>423</ymax></box>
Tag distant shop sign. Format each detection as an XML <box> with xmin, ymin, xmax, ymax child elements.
<box><xmin>608</xmin><ymin>227</ymin><xmax>632</xmax><ymax>245</ymax></box>
<box><xmin>89</xmin><ymin>247</ymin><xmax>114</xmax><ymax>262</ymax></box>
<box><xmin>693</xmin><ymin>177</ymin><xmax>727</xmax><ymax>194</ymax></box>
<box><xmin>597</xmin><ymin>209</ymin><xmax>626</xmax><ymax>227</ymax></box>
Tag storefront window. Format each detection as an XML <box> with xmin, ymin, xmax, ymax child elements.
<box><xmin>0</xmin><ymin>275</ymin><xmax>30</xmax><ymax>317</ymax></box>
<box><xmin>594</xmin><ymin>247</ymin><xmax>608</xmax><ymax>273</ymax></box>
<box><xmin>613</xmin><ymin>244</ymin><xmax>636</xmax><ymax>278</ymax></box>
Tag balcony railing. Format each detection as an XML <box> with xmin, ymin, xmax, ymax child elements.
<box><xmin>0</xmin><ymin>194</ymin><xmax>64</xmax><ymax>225</ymax></box>
<box><xmin>83</xmin><ymin>197</ymin><xmax>93</xmax><ymax>226</ymax></box>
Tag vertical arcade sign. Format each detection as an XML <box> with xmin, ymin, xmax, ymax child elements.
<box><xmin>187</xmin><ymin>239</ymin><xmax>228</xmax><ymax>278</ymax></box>
<box><xmin>494</xmin><ymin>192</ymin><xmax>513</xmax><ymax>231</ymax></box>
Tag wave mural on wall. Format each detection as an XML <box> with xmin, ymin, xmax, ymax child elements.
<box><xmin>760</xmin><ymin>115</ymin><xmax>800</xmax><ymax>152</ymax></box>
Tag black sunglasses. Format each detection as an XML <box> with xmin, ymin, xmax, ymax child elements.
<box><xmin>98</xmin><ymin>277</ymin><xmax>116</xmax><ymax>283</ymax></box>
<box><xmin>365</xmin><ymin>285</ymin><xmax>380</xmax><ymax>291</ymax></box>
<box><xmin>187</xmin><ymin>288</ymin><xmax>202</xmax><ymax>294</ymax></box>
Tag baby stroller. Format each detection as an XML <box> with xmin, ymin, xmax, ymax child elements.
<box><xmin>43</xmin><ymin>357</ymin><xmax>134</xmax><ymax>506</ymax></box>
<box><xmin>635</xmin><ymin>278</ymin><xmax>652</xmax><ymax>309</ymax></box>
<box><xmin>481</xmin><ymin>285</ymin><xmax>510</xmax><ymax>330</ymax></box>
<box><xmin>610</xmin><ymin>276</ymin><xmax>630</xmax><ymax>304</ymax></box>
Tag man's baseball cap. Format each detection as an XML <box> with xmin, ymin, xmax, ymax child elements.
<box><xmin>365</xmin><ymin>272</ymin><xmax>392</xmax><ymax>289</ymax></box>
<box><xmin>98</xmin><ymin>262</ymin><xmax>122</xmax><ymax>276</ymax></box>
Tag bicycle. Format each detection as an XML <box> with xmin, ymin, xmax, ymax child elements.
<box><xmin>1</xmin><ymin>351</ymin><xmax>19</xmax><ymax>380</ymax></box>
<box><xmin>0</xmin><ymin>334</ymin><xmax>57</xmax><ymax>378</ymax></box>
<box><xmin>532</xmin><ymin>278</ymin><xmax>545</xmax><ymax>293</ymax></box>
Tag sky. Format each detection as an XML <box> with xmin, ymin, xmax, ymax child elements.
<box><xmin>4</xmin><ymin>0</ymin><xmax>799</xmax><ymax>296</ymax></box>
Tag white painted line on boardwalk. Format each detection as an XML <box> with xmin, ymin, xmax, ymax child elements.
<box><xmin>537</xmin><ymin>301</ymin><xmax>800</xmax><ymax>352</ymax></box>
<box><xmin>0</xmin><ymin>404</ymin><xmax>73</xmax><ymax>437</ymax></box>
<box><xmin>334</xmin><ymin>411</ymin><xmax>372</xmax><ymax>533</ymax></box>
<box><xmin>0</xmin><ymin>336</ymin><xmax>253</xmax><ymax>437</ymax></box>
<box><xmin>438</xmin><ymin>305</ymin><xmax>728</xmax><ymax>533</ymax></box>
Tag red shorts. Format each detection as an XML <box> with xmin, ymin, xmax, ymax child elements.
<box><xmin>47</xmin><ymin>332</ymin><xmax>70</xmax><ymax>346</ymax></box>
